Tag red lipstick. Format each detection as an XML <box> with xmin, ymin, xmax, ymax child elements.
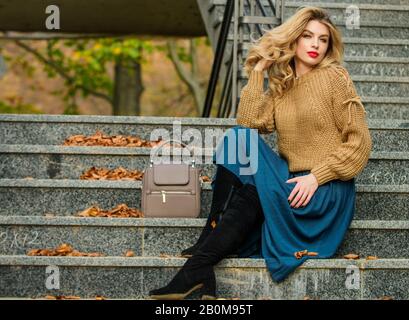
<box><xmin>307</xmin><ymin>51</ymin><xmax>319</xmax><ymax>58</ymax></box>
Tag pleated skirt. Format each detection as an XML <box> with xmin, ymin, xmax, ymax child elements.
<box><xmin>211</xmin><ymin>125</ymin><xmax>356</xmax><ymax>283</ymax></box>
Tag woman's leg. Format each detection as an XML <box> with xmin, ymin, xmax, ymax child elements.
<box><xmin>181</xmin><ymin>164</ymin><xmax>243</xmax><ymax>257</ymax></box>
<box><xmin>149</xmin><ymin>183</ymin><xmax>263</xmax><ymax>300</ymax></box>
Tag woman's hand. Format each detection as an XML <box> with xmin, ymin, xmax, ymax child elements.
<box><xmin>286</xmin><ymin>173</ymin><xmax>318</xmax><ymax>208</ymax></box>
<box><xmin>254</xmin><ymin>58</ymin><xmax>274</xmax><ymax>72</ymax></box>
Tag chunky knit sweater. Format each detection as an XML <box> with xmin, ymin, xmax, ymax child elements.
<box><xmin>236</xmin><ymin>65</ymin><xmax>372</xmax><ymax>186</ymax></box>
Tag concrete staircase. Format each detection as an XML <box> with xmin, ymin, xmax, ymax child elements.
<box><xmin>1</xmin><ymin>0</ymin><xmax>409</xmax><ymax>299</ymax></box>
<box><xmin>0</xmin><ymin>113</ymin><xmax>408</xmax><ymax>299</ymax></box>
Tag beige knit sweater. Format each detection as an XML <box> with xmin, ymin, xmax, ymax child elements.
<box><xmin>236</xmin><ymin>65</ymin><xmax>373</xmax><ymax>186</ymax></box>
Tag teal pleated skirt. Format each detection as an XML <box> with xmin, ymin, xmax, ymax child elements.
<box><xmin>211</xmin><ymin>125</ymin><xmax>356</xmax><ymax>283</ymax></box>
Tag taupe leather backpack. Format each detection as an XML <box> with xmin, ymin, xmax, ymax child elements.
<box><xmin>141</xmin><ymin>139</ymin><xmax>201</xmax><ymax>218</ymax></box>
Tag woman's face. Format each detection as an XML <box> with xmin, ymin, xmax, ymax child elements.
<box><xmin>295</xmin><ymin>20</ymin><xmax>330</xmax><ymax>69</ymax></box>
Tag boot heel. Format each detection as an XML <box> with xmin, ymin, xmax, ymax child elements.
<box><xmin>201</xmin><ymin>275</ymin><xmax>217</xmax><ymax>300</ymax></box>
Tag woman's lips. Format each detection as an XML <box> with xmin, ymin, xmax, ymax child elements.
<box><xmin>308</xmin><ymin>52</ymin><xmax>319</xmax><ymax>58</ymax></box>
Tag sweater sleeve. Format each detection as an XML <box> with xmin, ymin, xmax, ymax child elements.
<box><xmin>236</xmin><ymin>70</ymin><xmax>276</xmax><ymax>134</ymax></box>
<box><xmin>310</xmin><ymin>66</ymin><xmax>373</xmax><ymax>186</ymax></box>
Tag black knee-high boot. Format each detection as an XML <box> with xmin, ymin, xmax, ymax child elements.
<box><xmin>149</xmin><ymin>183</ymin><xmax>263</xmax><ymax>300</ymax></box>
<box><xmin>181</xmin><ymin>165</ymin><xmax>243</xmax><ymax>257</ymax></box>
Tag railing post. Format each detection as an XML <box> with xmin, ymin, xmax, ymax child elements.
<box><xmin>231</xmin><ymin>0</ymin><xmax>240</xmax><ymax>117</ymax></box>
<box><xmin>201</xmin><ymin>0</ymin><xmax>234</xmax><ymax>118</ymax></box>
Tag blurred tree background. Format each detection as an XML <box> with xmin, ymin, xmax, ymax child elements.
<box><xmin>0</xmin><ymin>36</ymin><xmax>216</xmax><ymax>117</ymax></box>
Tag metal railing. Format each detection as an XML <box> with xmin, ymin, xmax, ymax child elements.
<box><xmin>202</xmin><ymin>0</ymin><xmax>284</xmax><ymax>118</ymax></box>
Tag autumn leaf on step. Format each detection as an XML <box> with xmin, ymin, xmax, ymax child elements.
<box><xmin>27</xmin><ymin>244</ymin><xmax>104</xmax><ymax>257</ymax></box>
<box><xmin>75</xmin><ymin>204</ymin><xmax>143</xmax><ymax>218</ymax></box>
<box><xmin>200</xmin><ymin>175</ymin><xmax>212</xmax><ymax>183</ymax></box>
<box><xmin>63</xmin><ymin>296</ymin><xmax>81</xmax><ymax>300</ymax></box>
<box><xmin>307</xmin><ymin>252</ymin><xmax>318</xmax><ymax>257</ymax></box>
<box><xmin>77</xmin><ymin>206</ymin><xmax>101</xmax><ymax>217</ymax></box>
<box><xmin>125</xmin><ymin>251</ymin><xmax>135</xmax><ymax>257</ymax></box>
<box><xmin>63</xmin><ymin>130</ymin><xmax>162</xmax><ymax>148</ymax></box>
<box><xmin>344</xmin><ymin>253</ymin><xmax>360</xmax><ymax>260</ymax></box>
<box><xmin>27</xmin><ymin>249</ymin><xmax>42</xmax><ymax>256</ymax></box>
<box><xmin>55</xmin><ymin>243</ymin><xmax>73</xmax><ymax>254</ymax></box>
<box><xmin>294</xmin><ymin>249</ymin><xmax>308</xmax><ymax>259</ymax></box>
<box><xmin>80</xmin><ymin>166</ymin><xmax>144</xmax><ymax>181</ymax></box>
<box><xmin>45</xmin><ymin>295</ymin><xmax>81</xmax><ymax>300</ymax></box>
<box><xmin>366</xmin><ymin>256</ymin><xmax>378</xmax><ymax>260</ymax></box>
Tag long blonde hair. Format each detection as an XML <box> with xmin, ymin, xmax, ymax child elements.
<box><xmin>244</xmin><ymin>6</ymin><xmax>344</xmax><ymax>98</ymax></box>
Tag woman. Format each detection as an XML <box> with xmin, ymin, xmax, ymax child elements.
<box><xmin>149</xmin><ymin>6</ymin><xmax>372</xmax><ymax>300</ymax></box>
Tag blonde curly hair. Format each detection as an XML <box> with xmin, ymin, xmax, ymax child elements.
<box><xmin>244</xmin><ymin>6</ymin><xmax>344</xmax><ymax>98</ymax></box>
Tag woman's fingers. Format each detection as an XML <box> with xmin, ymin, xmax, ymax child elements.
<box><xmin>302</xmin><ymin>193</ymin><xmax>313</xmax><ymax>207</ymax></box>
<box><xmin>294</xmin><ymin>190</ymin><xmax>308</xmax><ymax>208</ymax></box>
<box><xmin>290</xmin><ymin>187</ymin><xmax>305</xmax><ymax>207</ymax></box>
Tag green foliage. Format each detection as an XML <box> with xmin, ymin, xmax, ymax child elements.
<box><xmin>0</xmin><ymin>100</ymin><xmax>42</xmax><ymax>114</ymax></box>
<box><xmin>44</xmin><ymin>38</ymin><xmax>153</xmax><ymax>99</ymax></box>
<box><xmin>6</xmin><ymin>37</ymin><xmax>154</xmax><ymax>108</ymax></box>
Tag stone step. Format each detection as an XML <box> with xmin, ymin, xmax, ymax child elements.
<box><xmin>1</xmin><ymin>255</ymin><xmax>408</xmax><ymax>299</ymax></box>
<box><xmin>211</xmin><ymin>0</ymin><xmax>409</xmax><ymax>26</ymax></box>
<box><xmin>0</xmin><ymin>179</ymin><xmax>407</xmax><ymax>220</ymax></box>
<box><xmin>236</xmin><ymin>37</ymin><xmax>409</xmax><ymax>58</ymax></box>
<box><xmin>285</xmin><ymin>0</ymin><xmax>409</xmax><ymax>5</ymax></box>
<box><xmin>1</xmin><ymin>115</ymin><xmax>408</xmax><ymax>146</ymax></box>
<box><xmin>284</xmin><ymin>2</ymin><xmax>409</xmax><ymax>27</ymax></box>
<box><xmin>210</xmin><ymin>0</ymin><xmax>409</xmax><ymax>7</ymax></box>
<box><xmin>251</xmin><ymin>56</ymin><xmax>409</xmax><ymax>77</ymax></box>
<box><xmin>344</xmin><ymin>58</ymin><xmax>409</xmax><ymax>77</ymax></box>
<box><xmin>213</xmin><ymin>7</ymin><xmax>409</xmax><ymax>40</ymax></box>
<box><xmin>0</xmin><ymin>216</ymin><xmax>408</xmax><ymax>259</ymax></box>
<box><xmin>239</xmin><ymin>72</ymin><xmax>409</xmax><ymax>97</ymax></box>
<box><xmin>0</xmin><ymin>145</ymin><xmax>408</xmax><ymax>185</ymax></box>
<box><xmin>238</xmin><ymin>46</ymin><xmax>409</xmax><ymax>76</ymax></box>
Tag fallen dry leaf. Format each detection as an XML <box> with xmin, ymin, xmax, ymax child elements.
<box><xmin>75</xmin><ymin>204</ymin><xmax>143</xmax><ymax>218</ymax></box>
<box><xmin>294</xmin><ymin>250</ymin><xmax>308</xmax><ymax>259</ymax></box>
<box><xmin>294</xmin><ymin>250</ymin><xmax>319</xmax><ymax>259</ymax></box>
<box><xmin>378</xmin><ymin>296</ymin><xmax>393</xmax><ymax>300</ymax></box>
<box><xmin>45</xmin><ymin>295</ymin><xmax>81</xmax><ymax>300</ymax></box>
<box><xmin>307</xmin><ymin>252</ymin><xmax>318</xmax><ymax>257</ymax></box>
<box><xmin>63</xmin><ymin>130</ymin><xmax>162</xmax><ymax>148</ymax></box>
<box><xmin>366</xmin><ymin>256</ymin><xmax>378</xmax><ymax>260</ymax></box>
<box><xmin>159</xmin><ymin>254</ymin><xmax>173</xmax><ymax>259</ymax></box>
<box><xmin>200</xmin><ymin>175</ymin><xmax>212</xmax><ymax>183</ymax></box>
<box><xmin>125</xmin><ymin>251</ymin><xmax>135</xmax><ymax>257</ymax></box>
<box><xmin>80</xmin><ymin>166</ymin><xmax>144</xmax><ymax>181</ymax></box>
<box><xmin>95</xmin><ymin>296</ymin><xmax>106</xmax><ymax>300</ymax></box>
<box><xmin>27</xmin><ymin>243</ymin><xmax>104</xmax><ymax>257</ymax></box>
<box><xmin>344</xmin><ymin>253</ymin><xmax>360</xmax><ymax>260</ymax></box>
